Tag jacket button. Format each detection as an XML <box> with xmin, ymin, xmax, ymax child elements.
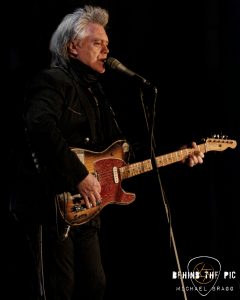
<box><xmin>84</xmin><ymin>137</ymin><xmax>90</xmax><ymax>144</ymax></box>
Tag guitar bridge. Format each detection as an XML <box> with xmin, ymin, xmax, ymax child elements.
<box><xmin>70</xmin><ymin>194</ymin><xmax>101</xmax><ymax>212</ymax></box>
<box><xmin>71</xmin><ymin>194</ymin><xmax>86</xmax><ymax>212</ymax></box>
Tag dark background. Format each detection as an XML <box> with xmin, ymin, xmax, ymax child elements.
<box><xmin>5</xmin><ymin>0</ymin><xmax>240</xmax><ymax>299</ymax></box>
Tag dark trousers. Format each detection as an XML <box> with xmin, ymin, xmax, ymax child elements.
<box><xmin>10</xmin><ymin>216</ymin><xmax>106</xmax><ymax>300</ymax></box>
<box><xmin>41</xmin><ymin>221</ymin><xmax>106</xmax><ymax>300</ymax></box>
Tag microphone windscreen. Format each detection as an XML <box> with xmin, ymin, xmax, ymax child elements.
<box><xmin>105</xmin><ymin>57</ymin><xmax>120</xmax><ymax>70</ymax></box>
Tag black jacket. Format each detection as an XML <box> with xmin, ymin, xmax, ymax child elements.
<box><xmin>12</xmin><ymin>58</ymin><xmax>124</xmax><ymax>223</ymax></box>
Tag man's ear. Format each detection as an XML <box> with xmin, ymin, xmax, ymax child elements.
<box><xmin>68</xmin><ymin>41</ymin><xmax>78</xmax><ymax>57</ymax></box>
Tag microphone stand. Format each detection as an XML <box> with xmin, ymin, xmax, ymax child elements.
<box><xmin>138</xmin><ymin>85</ymin><xmax>188</xmax><ymax>300</ymax></box>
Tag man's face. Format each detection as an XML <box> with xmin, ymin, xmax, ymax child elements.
<box><xmin>70</xmin><ymin>23</ymin><xmax>109</xmax><ymax>73</ymax></box>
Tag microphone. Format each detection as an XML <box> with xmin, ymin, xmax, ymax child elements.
<box><xmin>105</xmin><ymin>57</ymin><xmax>152</xmax><ymax>87</ymax></box>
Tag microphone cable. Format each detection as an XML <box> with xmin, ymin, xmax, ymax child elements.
<box><xmin>139</xmin><ymin>85</ymin><xmax>189</xmax><ymax>300</ymax></box>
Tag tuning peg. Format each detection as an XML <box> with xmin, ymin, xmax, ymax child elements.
<box><xmin>211</xmin><ymin>133</ymin><xmax>229</xmax><ymax>140</ymax></box>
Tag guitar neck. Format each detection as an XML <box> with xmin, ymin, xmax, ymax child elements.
<box><xmin>119</xmin><ymin>144</ymin><xmax>207</xmax><ymax>180</ymax></box>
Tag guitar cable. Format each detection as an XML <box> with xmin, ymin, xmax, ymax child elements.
<box><xmin>8</xmin><ymin>206</ymin><xmax>46</xmax><ymax>300</ymax></box>
<box><xmin>38</xmin><ymin>225</ymin><xmax>47</xmax><ymax>300</ymax></box>
<box><xmin>54</xmin><ymin>193</ymin><xmax>71</xmax><ymax>241</ymax></box>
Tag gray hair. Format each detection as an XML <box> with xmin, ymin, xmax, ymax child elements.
<box><xmin>49</xmin><ymin>5</ymin><xmax>109</xmax><ymax>62</ymax></box>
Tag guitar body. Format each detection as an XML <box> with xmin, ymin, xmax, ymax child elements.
<box><xmin>56</xmin><ymin>140</ymin><xmax>135</xmax><ymax>226</ymax></box>
<box><xmin>56</xmin><ymin>137</ymin><xmax>237</xmax><ymax>226</ymax></box>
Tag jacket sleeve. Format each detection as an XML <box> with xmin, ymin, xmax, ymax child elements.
<box><xmin>23</xmin><ymin>69</ymin><xmax>89</xmax><ymax>191</ymax></box>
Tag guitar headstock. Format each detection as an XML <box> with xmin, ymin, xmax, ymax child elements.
<box><xmin>204</xmin><ymin>136</ymin><xmax>237</xmax><ymax>152</ymax></box>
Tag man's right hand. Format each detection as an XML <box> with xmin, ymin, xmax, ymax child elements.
<box><xmin>77</xmin><ymin>173</ymin><xmax>102</xmax><ymax>209</ymax></box>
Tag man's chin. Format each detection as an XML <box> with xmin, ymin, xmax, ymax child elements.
<box><xmin>96</xmin><ymin>67</ymin><xmax>105</xmax><ymax>74</ymax></box>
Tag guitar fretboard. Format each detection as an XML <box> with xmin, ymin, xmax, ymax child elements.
<box><xmin>119</xmin><ymin>144</ymin><xmax>207</xmax><ymax>180</ymax></box>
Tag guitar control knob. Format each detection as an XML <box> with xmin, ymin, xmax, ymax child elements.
<box><xmin>72</xmin><ymin>205</ymin><xmax>85</xmax><ymax>212</ymax></box>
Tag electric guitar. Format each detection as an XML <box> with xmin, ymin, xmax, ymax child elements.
<box><xmin>56</xmin><ymin>138</ymin><xmax>237</xmax><ymax>226</ymax></box>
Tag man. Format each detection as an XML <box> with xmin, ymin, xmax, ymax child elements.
<box><xmin>10</xmin><ymin>5</ymin><xmax>204</xmax><ymax>300</ymax></box>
